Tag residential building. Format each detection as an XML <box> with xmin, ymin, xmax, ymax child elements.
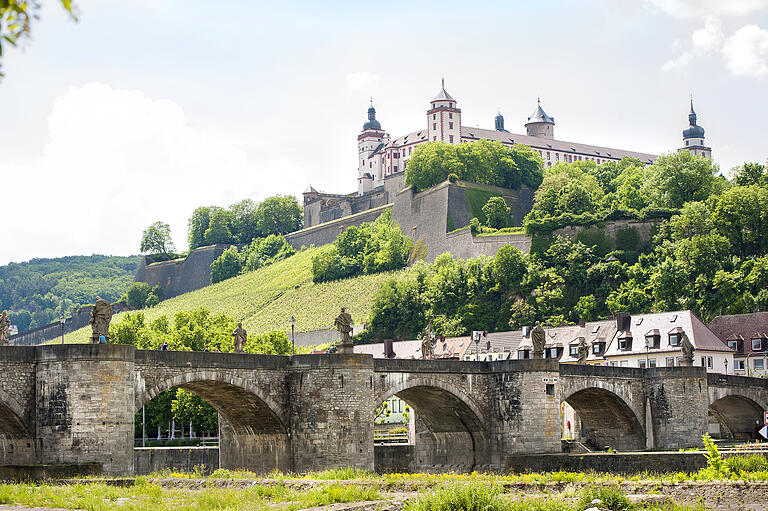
<box><xmin>516</xmin><ymin>320</ymin><xmax>618</xmax><ymax>364</ymax></box>
<box><xmin>708</xmin><ymin>312</ymin><xmax>768</xmax><ymax>376</ymax></box>
<box><xmin>603</xmin><ymin>311</ymin><xmax>733</xmax><ymax>372</ymax></box>
<box><xmin>461</xmin><ymin>330</ymin><xmax>523</xmax><ymax>361</ymax></box>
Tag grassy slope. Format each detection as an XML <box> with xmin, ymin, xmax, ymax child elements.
<box><xmin>62</xmin><ymin>248</ymin><xmax>405</xmax><ymax>343</ymax></box>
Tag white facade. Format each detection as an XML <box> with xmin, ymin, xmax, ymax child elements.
<box><xmin>355</xmin><ymin>82</ymin><xmax>705</xmax><ymax>196</ymax></box>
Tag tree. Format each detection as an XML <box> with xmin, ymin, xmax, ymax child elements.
<box><xmin>368</xmin><ymin>277</ymin><xmax>426</xmax><ymax>341</ymax></box>
<box><xmin>733</xmin><ymin>162</ymin><xmax>767</xmax><ymax>187</ymax></box>
<box><xmin>204</xmin><ymin>208</ymin><xmax>234</xmax><ymax>245</ymax></box>
<box><xmin>140</xmin><ymin>221</ymin><xmax>176</xmax><ymax>258</ymax></box>
<box><xmin>229</xmin><ymin>199</ymin><xmax>260</xmax><ymax>244</ymax></box>
<box><xmin>712</xmin><ymin>185</ymin><xmax>768</xmax><ymax>258</ymax></box>
<box><xmin>171</xmin><ymin>389</ymin><xmax>218</xmax><ymax>436</ymax></box>
<box><xmin>642</xmin><ymin>151</ymin><xmax>720</xmax><ymax>209</ymax></box>
<box><xmin>482</xmin><ymin>197</ymin><xmax>513</xmax><ymax>229</ymax></box>
<box><xmin>124</xmin><ymin>282</ymin><xmax>152</xmax><ymax>309</ymax></box>
<box><xmin>0</xmin><ymin>1</ymin><xmax>75</xmax><ymax>78</ymax></box>
<box><xmin>187</xmin><ymin>207</ymin><xmax>212</xmax><ymax>250</ymax></box>
<box><xmin>255</xmin><ymin>195</ymin><xmax>303</xmax><ymax>236</ymax></box>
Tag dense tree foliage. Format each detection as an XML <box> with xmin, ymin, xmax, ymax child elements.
<box><xmin>404</xmin><ymin>141</ymin><xmax>544</xmax><ymax>192</ymax></box>
<box><xmin>311</xmin><ymin>210</ymin><xmax>413</xmax><ymax>283</ymax></box>
<box><xmin>122</xmin><ymin>282</ymin><xmax>164</xmax><ymax>309</ymax></box>
<box><xmin>365</xmin><ymin>156</ymin><xmax>768</xmax><ymax>340</ymax></box>
<box><xmin>210</xmin><ymin>234</ymin><xmax>296</xmax><ymax>284</ymax></box>
<box><xmin>0</xmin><ymin>255</ymin><xmax>139</xmax><ymax>332</ymax></box>
<box><xmin>481</xmin><ymin>197</ymin><xmax>513</xmax><ymax>229</ymax></box>
<box><xmin>187</xmin><ymin>195</ymin><xmax>303</xmax><ymax>250</ymax></box>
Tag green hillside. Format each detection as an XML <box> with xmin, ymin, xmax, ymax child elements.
<box><xmin>62</xmin><ymin>247</ymin><xmax>405</xmax><ymax>343</ymax></box>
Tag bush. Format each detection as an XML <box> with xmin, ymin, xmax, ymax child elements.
<box><xmin>482</xmin><ymin>196</ymin><xmax>513</xmax><ymax>229</ymax></box>
<box><xmin>469</xmin><ymin>217</ymin><xmax>481</xmax><ymax>236</ymax></box>
<box><xmin>210</xmin><ymin>246</ymin><xmax>243</xmax><ymax>284</ymax></box>
<box><xmin>577</xmin><ymin>486</ymin><xmax>633</xmax><ymax>511</ymax></box>
<box><xmin>406</xmin><ymin>484</ymin><xmax>501</xmax><ymax>511</ymax></box>
<box><xmin>576</xmin><ymin>228</ymin><xmax>613</xmax><ymax>257</ymax></box>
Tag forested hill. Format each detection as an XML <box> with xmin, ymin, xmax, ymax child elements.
<box><xmin>0</xmin><ymin>255</ymin><xmax>140</xmax><ymax>332</ymax></box>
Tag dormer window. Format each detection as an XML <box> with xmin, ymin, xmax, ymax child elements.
<box><xmin>727</xmin><ymin>340</ymin><xmax>739</xmax><ymax>352</ymax></box>
<box><xmin>569</xmin><ymin>346</ymin><xmax>578</xmax><ymax>357</ymax></box>
<box><xmin>619</xmin><ymin>337</ymin><xmax>631</xmax><ymax>350</ymax></box>
<box><xmin>644</xmin><ymin>330</ymin><xmax>660</xmax><ymax>349</ymax></box>
<box><xmin>518</xmin><ymin>349</ymin><xmax>530</xmax><ymax>359</ymax></box>
<box><xmin>752</xmin><ymin>338</ymin><xmax>763</xmax><ymax>351</ymax></box>
<box><xmin>592</xmin><ymin>342</ymin><xmax>605</xmax><ymax>355</ymax></box>
<box><xmin>669</xmin><ymin>333</ymin><xmax>682</xmax><ymax>346</ymax></box>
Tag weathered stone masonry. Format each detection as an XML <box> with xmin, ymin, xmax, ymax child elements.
<box><xmin>0</xmin><ymin>345</ymin><xmax>766</xmax><ymax>476</ymax></box>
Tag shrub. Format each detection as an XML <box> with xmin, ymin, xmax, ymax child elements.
<box><xmin>578</xmin><ymin>486</ymin><xmax>633</xmax><ymax>511</ymax></box>
<box><xmin>576</xmin><ymin>228</ymin><xmax>613</xmax><ymax>257</ymax></box>
<box><xmin>406</xmin><ymin>484</ymin><xmax>501</xmax><ymax>511</ymax></box>
<box><xmin>210</xmin><ymin>246</ymin><xmax>243</xmax><ymax>284</ymax></box>
<box><xmin>482</xmin><ymin>196</ymin><xmax>513</xmax><ymax>229</ymax></box>
<box><xmin>615</xmin><ymin>227</ymin><xmax>641</xmax><ymax>252</ymax></box>
<box><xmin>469</xmin><ymin>217</ymin><xmax>481</xmax><ymax>236</ymax></box>
<box><xmin>125</xmin><ymin>282</ymin><xmax>152</xmax><ymax>309</ymax></box>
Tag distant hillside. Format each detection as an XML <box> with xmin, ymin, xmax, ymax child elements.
<box><xmin>62</xmin><ymin>247</ymin><xmax>405</xmax><ymax>343</ymax></box>
<box><xmin>0</xmin><ymin>255</ymin><xmax>140</xmax><ymax>332</ymax></box>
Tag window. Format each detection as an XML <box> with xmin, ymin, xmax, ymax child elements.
<box><xmin>409</xmin><ymin>147</ymin><xmax>412</xmax><ymax>154</ymax></box>
<box><xmin>752</xmin><ymin>338</ymin><xmax>763</xmax><ymax>351</ymax></box>
<box><xmin>393</xmin><ymin>166</ymin><xmax>398</xmax><ymax>173</ymax></box>
<box><xmin>666</xmin><ymin>357</ymin><xmax>675</xmax><ymax>367</ymax></box>
<box><xmin>433</xmin><ymin>114</ymin><xmax>436</xmax><ymax>120</ymax></box>
<box><xmin>686</xmin><ymin>140</ymin><xmax>689</xmax><ymax>146</ymax></box>
<box><xmin>728</xmin><ymin>340</ymin><xmax>738</xmax><ymax>351</ymax></box>
<box><xmin>610</xmin><ymin>361</ymin><xmax>618</xmax><ymax>367</ymax></box>
<box><xmin>645</xmin><ymin>335</ymin><xmax>656</xmax><ymax>348</ymax></box>
<box><xmin>449</xmin><ymin>135</ymin><xmax>454</xmax><ymax>143</ymax></box>
<box><xmin>449</xmin><ymin>122</ymin><xmax>454</xmax><ymax>129</ymax></box>
<box><xmin>545</xmin><ymin>384</ymin><xmax>555</xmax><ymax>396</ymax></box>
<box><xmin>754</xmin><ymin>359</ymin><xmax>764</xmax><ymax>370</ymax></box>
<box><xmin>649</xmin><ymin>359</ymin><xmax>657</xmax><ymax>368</ymax></box>
<box><xmin>556</xmin><ymin>153</ymin><xmax>560</xmax><ymax>161</ymax></box>
<box><xmin>638</xmin><ymin>359</ymin><xmax>646</xmax><ymax>368</ymax></box>
<box><xmin>449</xmin><ymin>113</ymin><xmax>453</xmax><ymax>119</ymax></box>
<box><xmin>433</xmin><ymin>136</ymin><xmax>437</xmax><ymax>141</ymax></box>
<box><xmin>619</xmin><ymin>360</ymin><xmax>628</xmax><ymax>367</ymax></box>
<box><xmin>735</xmin><ymin>360</ymin><xmax>745</xmax><ymax>370</ymax></box>
<box><xmin>433</xmin><ymin>123</ymin><xmax>437</xmax><ymax>130</ymax></box>
<box><xmin>669</xmin><ymin>333</ymin><xmax>682</xmax><ymax>346</ymax></box>
<box><xmin>619</xmin><ymin>337</ymin><xmax>631</xmax><ymax>350</ymax></box>
<box><xmin>707</xmin><ymin>356</ymin><xmax>713</xmax><ymax>368</ymax></box>
<box><xmin>547</xmin><ymin>152</ymin><xmax>550</xmax><ymax>160</ymax></box>
<box><xmin>592</xmin><ymin>343</ymin><xmax>602</xmax><ymax>354</ymax></box>
<box><xmin>548</xmin><ymin>347</ymin><xmax>559</xmax><ymax>359</ymax></box>
<box><xmin>570</xmin><ymin>346</ymin><xmax>578</xmax><ymax>356</ymax></box>
<box><xmin>518</xmin><ymin>349</ymin><xmax>530</xmax><ymax>359</ymax></box>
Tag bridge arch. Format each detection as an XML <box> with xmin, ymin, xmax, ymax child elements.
<box><xmin>373</xmin><ymin>375</ymin><xmax>489</xmax><ymax>472</ymax></box>
<box><xmin>708</xmin><ymin>393</ymin><xmax>766</xmax><ymax>440</ymax></box>
<box><xmin>136</xmin><ymin>371</ymin><xmax>290</xmax><ymax>473</ymax></box>
<box><xmin>0</xmin><ymin>388</ymin><xmax>35</xmax><ymax>465</ymax></box>
<box><xmin>562</xmin><ymin>386</ymin><xmax>645</xmax><ymax>451</ymax></box>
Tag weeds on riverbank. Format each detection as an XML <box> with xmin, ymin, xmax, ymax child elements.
<box><xmin>0</xmin><ymin>480</ymin><xmax>381</xmax><ymax>511</ymax></box>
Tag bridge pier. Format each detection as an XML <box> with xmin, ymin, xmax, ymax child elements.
<box><xmin>645</xmin><ymin>367</ymin><xmax>708</xmax><ymax>449</ymax></box>
<box><xmin>36</xmin><ymin>345</ymin><xmax>135</xmax><ymax>475</ymax></box>
<box><xmin>288</xmin><ymin>354</ymin><xmax>374</xmax><ymax>472</ymax></box>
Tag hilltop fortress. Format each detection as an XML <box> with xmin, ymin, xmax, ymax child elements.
<box><xmin>288</xmin><ymin>82</ymin><xmax>710</xmax><ymax>259</ymax></box>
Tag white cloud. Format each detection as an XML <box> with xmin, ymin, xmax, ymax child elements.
<box><xmin>345</xmin><ymin>72</ymin><xmax>379</xmax><ymax>91</ymax></box>
<box><xmin>722</xmin><ymin>24</ymin><xmax>768</xmax><ymax>78</ymax></box>
<box><xmin>663</xmin><ymin>16</ymin><xmax>724</xmax><ymax>70</ymax></box>
<box><xmin>0</xmin><ymin>83</ymin><xmax>306</xmax><ymax>264</ymax></box>
<box><xmin>646</xmin><ymin>0</ymin><xmax>768</xmax><ymax>18</ymax></box>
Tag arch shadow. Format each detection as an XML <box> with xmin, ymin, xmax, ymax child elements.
<box><xmin>709</xmin><ymin>394</ymin><xmax>765</xmax><ymax>440</ymax></box>
<box><xmin>137</xmin><ymin>372</ymin><xmax>290</xmax><ymax>473</ymax></box>
<box><xmin>0</xmin><ymin>390</ymin><xmax>35</xmax><ymax>465</ymax></box>
<box><xmin>374</xmin><ymin>379</ymin><xmax>488</xmax><ymax>473</ymax></box>
<box><xmin>564</xmin><ymin>387</ymin><xmax>645</xmax><ymax>451</ymax></box>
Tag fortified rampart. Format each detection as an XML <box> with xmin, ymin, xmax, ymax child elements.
<box><xmin>133</xmin><ymin>244</ymin><xmax>233</xmax><ymax>300</ymax></box>
<box><xmin>1</xmin><ymin>344</ymin><xmax>765</xmax><ymax>476</ymax></box>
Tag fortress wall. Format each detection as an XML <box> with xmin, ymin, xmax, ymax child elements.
<box><xmin>134</xmin><ymin>245</ymin><xmax>232</xmax><ymax>299</ymax></box>
<box><xmin>552</xmin><ymin>218</ymin><xmax>661</xmax><ymax>244</ymax></box>
<box><xmin>284</xmin><ymin>205</ymin><xmax>393</xmax><ymax>250</ymax></box>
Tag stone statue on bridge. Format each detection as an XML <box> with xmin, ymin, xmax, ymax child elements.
<box><xmin>231</xmin><ymin>322</ymin><xmax>247</xmax><ymax>353</ymax></box>
<box><xmin>334</xmin><ymin>307</ymin><xmax>354</xmax><ymax>354</ymax></box>
<box><xmin>577</xmin><ymin>337</ymin><xmax>589</xmax><ymax>365</ymax></box>
<box><xmin>90</xmin><ymin>297</ymin><xmax>113</xmax><ymax>343</ymax></box>
<box><xmin>421</xmin><ymin>321</ymin><xmax>436</xmax><ymax>359</ymax></box>
<box><xmin>531</xmin><ymin>322</ymin><xmax>546</xmax><ymax>359</ymax></box>
<box><xmin>680</xmin><ymin>332</ymin><xmax>694</xmax><ymax>366</ymax></box>
<box><xmin>0</xmin><ymin>310</ymin><xmax>10</xmax><ymax>346</ymax></box>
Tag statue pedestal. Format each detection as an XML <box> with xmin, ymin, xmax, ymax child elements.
<box><xmin>680</xmin><ymin>357</ymin><xmax>693</xmax><ymax>367</ymax></box>
<box><xmin>532</xmin><ymin>350</ymin><xmax>544</xmax><ymax>360</ymax></box>
<box><xmin>337</xmin><ymin>340</ymin><xmax>355</xmax><ymax>355</ymax></box>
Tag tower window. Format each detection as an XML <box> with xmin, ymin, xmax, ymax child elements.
<box><xmin>433</xmin><ymin>114</ymin><xmax>436</xmax><ymax>120</ymax></box>
<box><xmin>449</xmin><ymin>113</ymin><xmax>453</xmax><ymax>119</ymax></box>
<box><xmin>449</xmin><ymin>122</ymin><xmax>454</xmax><ymax>129</ymax></box>
<box><xmin>686</xmin><ymin>140</ymin><xmax>689</xmax><ymax>146</ymax></box>
<box><xmin>449</xmin><ymin>135</ymin><xmax>454</xmax><ymax>143</ymax></box>
<box><xmin>433</xmin><ymin>123</ymin><xmax>437</xmax><ymax>130</ymax></box>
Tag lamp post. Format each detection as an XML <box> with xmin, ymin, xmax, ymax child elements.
<box><xmin>724</xmin><ymin>358</ymin><xmax>728</xmax><ymax>375</ymax></box>
<box><xmin>645</xmin><ymin>336</ymin><xmax>652</xmax><ymax>368</ymax></box>
<box><xmin>472</xmin><ymin>331</ymin><xmax>481</xmax><ymax>361</ymax></box>
<box><xmin>290</xmin><ymin>316</ymin><xmax>295</xmax><ymax>355</ymax></box>
<box><xmin>60</xmin><ymin>315</ymin><xmax>66</xmax><ymax>344</ymax></box>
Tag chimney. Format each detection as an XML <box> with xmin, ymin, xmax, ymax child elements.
<box><xmin>578</xmin><ymin>318</ymin><xmax>586</xmax><ymax>328</ymax></box>
<box><xmin>384</xmin><ymin>339</ymin><xmax>395</xmax><ymax>359</ymax></box>
<box><xmin>616</xmin><ymin>312</ymin><xmax>631</xmax><ymax>332</ymax></box>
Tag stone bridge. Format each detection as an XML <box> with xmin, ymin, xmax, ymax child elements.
<box><xmin>0</xmin><ymin>345</ymin><xmax>766</xmax><ymax>475</ymax></box>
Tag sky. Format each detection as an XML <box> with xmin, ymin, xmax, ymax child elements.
<box><xmin>1</xmin><ymin>0</ymin><xmax>767</xmax><ymax>265</ymax></box>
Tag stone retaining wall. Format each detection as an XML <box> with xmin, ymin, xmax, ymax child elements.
<box><xmin>134</xmin><ymin>447</ymin><xmax>219</xmax><ymax>475</ymax></box>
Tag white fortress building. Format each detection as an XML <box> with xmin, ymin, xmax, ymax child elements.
<box><xmin>303</xmin><ymin>81</ymin><xmax>711</xmax><ymax>228</ymax></box>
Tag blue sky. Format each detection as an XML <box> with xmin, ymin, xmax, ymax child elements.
<box><xmin>1</xmin><ymin>0</ymin><xmax>767</xmax><ymax>264</ymax></box>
